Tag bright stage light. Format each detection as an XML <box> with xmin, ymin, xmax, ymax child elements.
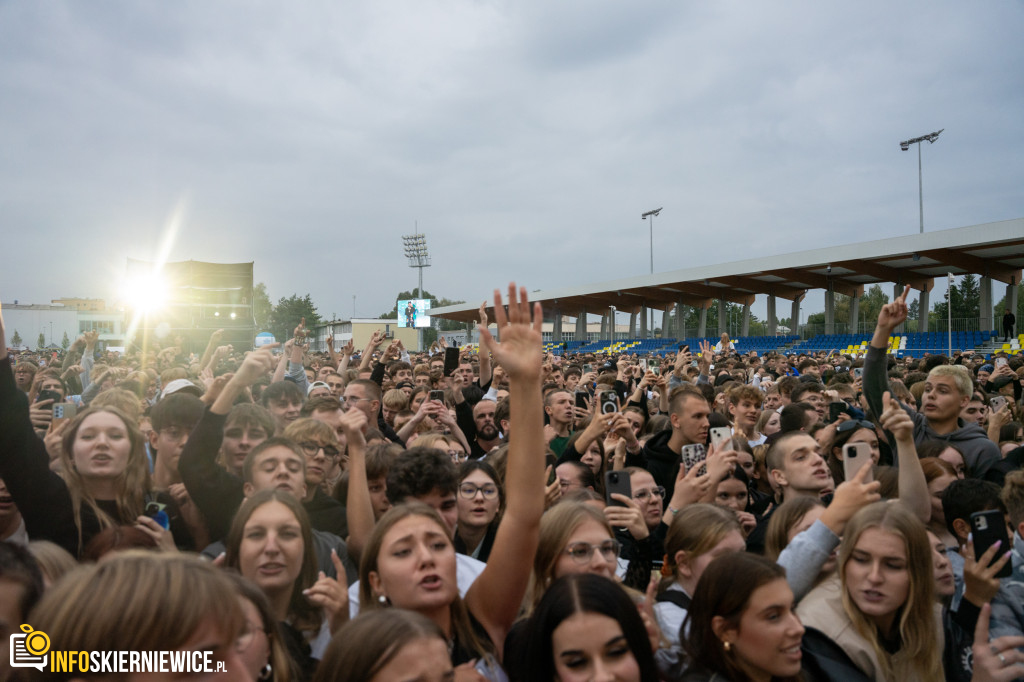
<box><xmin>122</xmin><ymin>273</ymin><xmax>168</xmax><ymax>314</ymax></box>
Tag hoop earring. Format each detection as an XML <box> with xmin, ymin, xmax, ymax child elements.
<box><xmin>258</xmin><ymin>663</ymin><xmax>272</xmax><ymax>681</ymax></box>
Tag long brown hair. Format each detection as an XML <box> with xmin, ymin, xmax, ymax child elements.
<box><xmin>59</xmin><ymin>406</ymin><xmax>150</xmax><ymax>552</ymax></box>
<box><xmin>359</xmin><ymin>502</ymin><xmax>492</xmax><ymax>660</ymax></box>
<box><xmin>683</xmin><ymin>552</ymin><xmax>799</xmax><ymax>682</ymax></box>
<box><xmin>225</xmin><ymin>490</ymin><xmax>321</xmax><ymax>635</ymax></box>
<box><xmin>527</xmin><ymin>501</ymin><xmax>614</xmax><ymax>612</ymax></box>
<box><xmin>660</xmin><ymin>503</ymin><xmax>742</xmax><ymax>594</ymax></box>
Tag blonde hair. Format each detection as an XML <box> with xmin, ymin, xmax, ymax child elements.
<box><xmin>928</xmin><ymin>364</ymin><xmax>973</xmax><ymax>398</ymax></box>
<box><xmin>838</xmin><ymin>502</ymin><xmax>941</xmax><ymax>681</ymax></box>
<box><xmin>283</xmin><ymin>417</ymin><xmax>338</xmax><ymax>447</ymax></box>
<box><xmin>526</xmin><ymin>502</ymin><xmax>614</xmax><ymax>612</ymax></box>
<box><xmin>27</xmin><ymin>540</ymin><xmax>78</xmax><ymax>586</ymax></box>
<box><xmin>59</xmin><ymin>406</ymin><xmax>150</xmax><ymax>554</ymax></box>
<box><xmin>1002</xmin><ymin>470</ymin><xmax>1024</xmax><ymax>528</ymax></box>
<box><xmin>91</xmin><ymin>388</ymin><xmax>145</xmax><ymax>423</ymax></box>
<box><xmin>660</xmin><ymin>504</ymin><xmax>741</xmax><ymax>592</ymax></box>
<box><xmin>382</xmin><ymin>388</ymin><xmax>409</xmax><ymax>411</ymax></box>
<box><xmin>26</xmin><ymin>552</ymin><xmax>243</xmax><ymax>682</ymax></box>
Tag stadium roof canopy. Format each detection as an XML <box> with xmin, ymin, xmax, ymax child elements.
<box><xmin>431</xmin><ymin>218</ymin><xmax>1024</xmax><ymax>323</ymax></box>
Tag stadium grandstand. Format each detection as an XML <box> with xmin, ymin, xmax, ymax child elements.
<box><xmin>432</xmin><ymin>218</ymin><xmax>1024</xmax><ymax>359</ymax></box>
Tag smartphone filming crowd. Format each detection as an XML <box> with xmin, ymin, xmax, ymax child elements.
<box><xmin>2</xmin><ymin>284</ymin><xmax>1024</xmax><ymax>682</ymax></box>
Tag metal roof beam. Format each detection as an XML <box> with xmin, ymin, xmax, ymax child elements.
<box><xmin>833</xmin><ymin>259</ymin><xmax>933</xmax><ymax>291</ymax></box>
<box><xmin>771</xmin><ymin>268</ymin><xmax>859</xmax><ymax>297</ymax></box>
<box><xmin>915</xmin><ymin>249</ymin><xmax>1022</xmax><ymax>285</ymax></box>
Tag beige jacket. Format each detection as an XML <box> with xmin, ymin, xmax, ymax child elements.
<box><xmin>796</xmin><ymin>576</ymin><xmax>941</xmax><ymax>682</ymax></box>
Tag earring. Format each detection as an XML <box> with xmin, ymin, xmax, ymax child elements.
<box><xmin>258</xmin><ymin>663</ymin><xmax>272</xmax><ymax>681</ymax></box>
<box><xmin>723</xmin><ymin>641</ymin><xmax>732</xmax><ymax>652</ymax></box>
<box><xmin>378</xmin><ymin>594</ymin><xmax>389</xmax><ymax>605</ymax></box>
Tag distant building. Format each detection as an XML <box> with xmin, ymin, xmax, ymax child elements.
<box><xmin>1</xmin><ymin>301</ymin><xmax>124</xmax><ymax>349</ymax></box>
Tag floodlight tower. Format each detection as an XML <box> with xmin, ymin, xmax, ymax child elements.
<box><xmin>641</xmin><ymin>208</ymin><xmax>662</xmax><ymax>338</ymax></box>
<box><xmin>899</xmin><ymin>129</ymin><xmax>943</xmax><ymax>234</ymax></box>
<box><xmin>402</xmin><ymin>232</ymin><xmax>431</xmax><ymax>350</ymax></box>
<box><xmin>402</xmin><ymin>232</ymin><xmax>431</xmax><ymax>298</ymax></box>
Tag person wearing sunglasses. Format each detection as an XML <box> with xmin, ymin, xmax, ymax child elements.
<box><xmin>454</xmin><ymin>460</ymin><xmax>504</xmax><ymax>562</ymax></box>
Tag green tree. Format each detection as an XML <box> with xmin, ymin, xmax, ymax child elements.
<box><xmin>10</xmin><ymin>330</ymin><xmax>21</xmax><ymax>348</ymax></box>
<box><xmin>268</xmin><ymin>294</ymin><xmax>322</xmax><ymax>344</ymax></box>
<box><xmin>61</xmin><ymin>331</ymin><xmax>70</xmax><ymax>350</ymax></box>
<box><xmin>37</xmin><ymin>332</ymin><xmax>46</xmax><ymax>349</ymax></box>
<box><xmin>253</xmin><ymin>282</ymin><xmax>273</xmax><ymax>331</ymax></box>
<box><xmin>932</xmin><ymin>274</ymin><xmax>982</xmax><ymax>327</ymax></box>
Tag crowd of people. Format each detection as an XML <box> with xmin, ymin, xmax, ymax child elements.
<box><xmin>2</xmin><ymin>282</ymin><xmax>1024</xmax><ymax>682</ymax></box>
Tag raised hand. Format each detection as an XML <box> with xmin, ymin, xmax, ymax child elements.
<box><xmin>877</xmin><ymin>285</ymin><xmax>910</xmax><ymax>331</ymax></box>
<box><xmin>303</xmin><ymin>549</ymin><xmax>349</xmax><ymax>634</ymax></box>
<box><xmin>478</xmin><ymin>284</ymin><xmax>542</xmax><ymax>381</ymax></box>
<box><xmin>232</xmin><ymin>346</ymin><xmax>278</xmax><ymax>386</ymax></box>
<box><xmin>879</xmin><ymin>391</ymin><xmax>913</xmax><ymax>442</ymax></box>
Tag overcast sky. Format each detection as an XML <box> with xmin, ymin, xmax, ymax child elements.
<box><xmin>2</xmin><ymin>1</ymin><xmax>1022</xmax><ymax>326</ymax></box>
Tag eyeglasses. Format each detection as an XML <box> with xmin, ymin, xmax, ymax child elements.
<box><xmin>298</xmin><ymin>441</ymin><xmax>341</xmax><ymax>459</ymax></box>
<box><xmin>234</xmin><ymin>620</ymin><xmax>269</xmax><ymax>653</ymax></box>
<box><xmin>458</xmin><ymin>483</ymin><xmax>499</xmax><ymax>500</ymax></box>
<box><xmin>564</xmin><ymin>540</ymin><xmax>620</xmax><ymax>564</ymax></box>
<box><xmin>835</xmin><ymin>419</ymin><xmax>874</xmax><ymax>434</ymax></box>
<box><xmin>448</xmin><ymin>450</ymin><xmax>468</xmax><ymax>464</ymax></box>
<box><xmin>633</xmin><ymin>486</ymin><xmax>665</xmax><ymax>502</ymax></box>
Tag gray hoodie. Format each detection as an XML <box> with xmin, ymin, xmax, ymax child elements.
<box><xmin>863</xmin><ymin>345</ymin><xmax>1000</xmax><ymax>478</ymax></box>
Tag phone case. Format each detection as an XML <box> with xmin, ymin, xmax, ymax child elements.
<box><xmin>842</xmin><ymin>443</ymin><xmax>873</xmax><ymax>483</ymax></box>
<box><xmin>972</xmin><ymin>511</ymin><xmax>1012</xmax><ymax>578</ymax></box>
<box><xmin>605</xmin><ymin>471</ymin><xmax>631</xmax><ymax>507</ymax></box>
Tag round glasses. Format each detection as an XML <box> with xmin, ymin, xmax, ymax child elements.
<box><xmin>298</xmin><ymin>441</ymin><xmax>340</xmax><ymax>460</ymax></box>
<box><xmin>564</xmin><ymin>540</ymin><xmax>620</xmax><ymax>564</ymax></box>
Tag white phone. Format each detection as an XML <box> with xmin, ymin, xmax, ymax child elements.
<box><xmin>710</xmin><ymin>427</ymin><xmax>731</xmax><ymax>451</ymax></box>
<box><xmin>843</xmin><ymin>443</ymin><xmax>873</xmax><ymax>483</ymax></box>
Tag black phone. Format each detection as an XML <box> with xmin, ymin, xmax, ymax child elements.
<box><xmin>575</xmin><ymin>391</ymin><xmax>589</xmax><ymax>410</ymax></box>
<box><xmin>605</xmin><ymin>470</ymin><xmax>631</xmax><ymax>507</ymax></box>
<box><xmin>971</xmin><ymin>510</ymin><xmax>1012</xmax><ymax>578</ymax></box>
<box><xmin>429</xmin><ymin>390</ymin><xmax>445</xmax><ymax>403</ymax></box>
<box><xmin>600</xmin><ymin>391</ymin><xmax>619</xmax><ymax>415</ymax></box>
<box><xmin>443</xmin><ymin>347</ymin><xmax>460</xmax><ymax>377</ymax></box>
<box><xmin>828</xmin><ymin>402</ymin><xmax>847</xmax><ymax>423</ymax></box>
<box><xmin>36</xmin><ymin>389</ymin><xmax>62</xmax><ymax>404</ymax></box>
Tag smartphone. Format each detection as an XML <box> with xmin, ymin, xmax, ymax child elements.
<box><xmin>575</xmin><ymin>391</ymin><xmax>589</xmax><ymax>410</ymax></box>
<box><xmin>971</xmin><ymin>510</ymin><xmax>1012</xmax><ymax>578</ymax></box>
<box><xmin>710</xmin><ymin>427</ymin><xmax>731</xmax><ymax>451</ymax></box>
<box><xmin>600</xmin><ymin>391</ymin><xmax>619</xmax><ymax>415</ymax></box>
<box><xmin>429</xmin><ymin>390</ymin><xmax>445</xmax><ymax>403</ymax></box>
<box><xmin>443</xmin><ymin>347</ymin><xmax>460</xmax><ymax>377</ymax></box>
<box><xmin>681</xmin><ymin>443</ymin><xmax>707</xmax><ymax>476</ymax></box>
<box><xmin>842</xmin><ymin>443</ymin><xmax>873</xmax><ymax>483</ymax></box>
<box><xmin>989</xmin><ymin>396</ymin><xmax>1008</xmax><ymax>414</ymax></box>
<box><xmin>144</xmin><ymin>501</ymin><xmax>170</xmax><ymax>530</ymax></box>
<box><xmin>995</xmin><ymin>357</ymin><xmax>1009</xmax><ymax>368</ymax></box>
<box><xmin>852</xmin><ymin>367</ymin><xmax>863</xmax><ymax>379</ymax></box>
<box><xmin>36</xmin><ymin>389</ymin><xmax>62</xmax><ymax>404</ymax></box>
<box><xmin>828</xmin><ymin>402</ymin><xmax>847</xmax><ymax>423</ymax></box>
<box><xmin>583</xmin><ymin>363</ymin><xmax>592</xmax><ymax>374</ymax></box>
<box><xmin>679</xmin><ymin>344</ymin><xmax>689</xmax><ymax>352</ymax></box>
<box><xmin>649</xmin><ymin>359</ymin><xmax>660</xmax><ymax>374</ymax></box>
<box><xmin>605</xmin><ymin>470</ymin><xmax>632</xmax><ymax>507</ymax></box>
<box><xmin>52</xmin><ymin>402</ymin><xmax>77</xmax><ymax>426</ymax></box>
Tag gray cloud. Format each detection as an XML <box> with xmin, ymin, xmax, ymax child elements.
<box><xmin>1</xmin><ymin>0</ymin><xmax>1021</xmax><ymax>326</ymax></box>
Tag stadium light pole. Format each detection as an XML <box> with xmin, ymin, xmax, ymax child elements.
<box><xmin>402</xmin><ymin>232</ymin><xmax>431</xmax><ymax>350</ymax></box>
<box><xmin>899</xmin><ymin>129</ymin><xmax>943</xmax><ymax>234</ymax></box>
<box><xmin>641</xmin><ymin>208</ymin><xmax>662</xmax><ymax>339</ymax></box>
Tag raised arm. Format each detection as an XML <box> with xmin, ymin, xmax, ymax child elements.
<box><xmin>476</xmin><ymin>302</ymin><xmax>493</xmax><ymax>387</ymax></box>
<box><xmin>465</xmin><ymin>284</ymin><xmax>545</xmax><ymax>651</ymax></box>
<box><xmin>878</xmin><ymin>390</ymin><xmax>930</xmax><ymax>523</ymax></box>
<box><xmin>358</xmin><ymin>330</ymin><xmax>384</xmax><ymax>373</ymax></box>
<box><xmin>338</xmin><ymin>409</ymin><xmax>373</xmax><ymax>564</ymax></box>
<box><xmin>864</xmin><ymin>285</ymin><xmax>909</xmax><ymax>420</ymax></box>
<box><xmin>198</xmin><ymin>329</ymin><xmax>225</xmax><ymax>371</ymax></box>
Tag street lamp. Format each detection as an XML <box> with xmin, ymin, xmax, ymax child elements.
<box><xmin>641</xmin><ymin>208</ymin><xmax>662</xmax><ymax>338</ymax></box>
<box><xmin>899</xmin><ymin>129</ymin><xmax>943</xmax><ymax>234</ymax></box>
